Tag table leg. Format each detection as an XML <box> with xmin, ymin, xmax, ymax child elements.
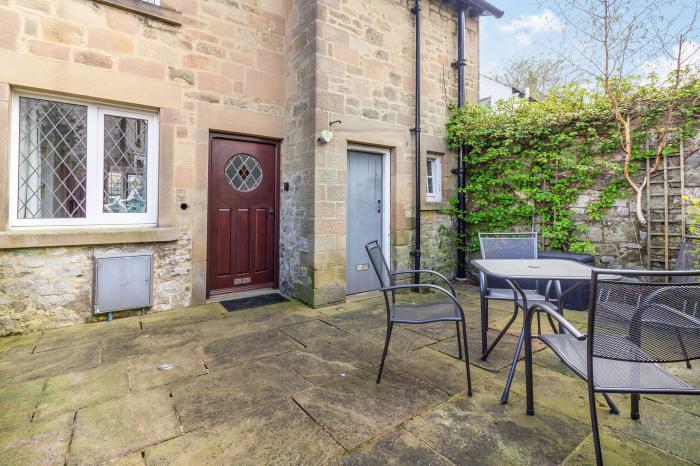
<box><xmin>500</xmin><ymin>323</ymin><xmax>525</xmax><ymax>404</ymax></box>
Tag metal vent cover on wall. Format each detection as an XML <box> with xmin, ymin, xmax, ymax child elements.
<box><xmin>93</xmin><ymin>251</ymin><xmax>153</xmax><ymax>314</ymax></box>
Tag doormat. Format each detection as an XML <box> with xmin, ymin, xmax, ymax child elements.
<box><xmin>220</xmin><ymin>293</ymin><xmax>290</xmax><ymax>312</ymax></box>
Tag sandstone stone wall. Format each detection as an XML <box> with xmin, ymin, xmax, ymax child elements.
<box><xmin>0</xmin><ymin>232</ymin><xmax>191</xmax><ymax>334</ymax></box>
<box><xmin>565</xmin><ymin>135</ymin><xmax>700</xmax><ymax>269</ymax></box>
<box><xmin>0</xmin><ymin>0</ymin><xmax>479</xmax><ymax>333</ymax></box>
<box><xmin>309</xmin><ymin>0</ymin><xmax>478</xmax><ymax>305</ymax></box>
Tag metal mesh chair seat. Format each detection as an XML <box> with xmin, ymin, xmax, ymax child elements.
<box><xmin>389</xmin><ymin>301</ymin><xmax>462</xmax><ymax>324</ymax></box>
<box><xmin>486</xmin><ymin>287</ymin><xmax>547</xmax><ymax>301</ymax></box>
<box><xmin>540</xmin><ymin>333</ymin><xmax>696</xmax><ymax>392</ymax></box>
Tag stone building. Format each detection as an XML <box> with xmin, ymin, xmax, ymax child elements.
<box><xmin>0</xmin><ymin>0</ymin><xmax>502</xmax><ymax>335</ymax></box>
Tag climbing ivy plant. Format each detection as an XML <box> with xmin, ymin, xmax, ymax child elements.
<box><xmin>445</xmin><ymin>78</ymin><xmax>700</xmax><ymax>254</ymax></box>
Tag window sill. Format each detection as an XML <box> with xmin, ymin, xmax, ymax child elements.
<box><xmin>0</xmin><ymin>226</ymin><xmax>180</xmax><ymax>249</ymax></box>
<box><xmin>93</xmin><ymin>0</ymin><xmax>182</xmax><ymax>25</ymax></box>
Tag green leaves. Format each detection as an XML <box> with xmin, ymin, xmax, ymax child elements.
<box><xmin>446</xmin><ymin>78</ymin><xmax>700</xmax><ymax>253</ymax></box>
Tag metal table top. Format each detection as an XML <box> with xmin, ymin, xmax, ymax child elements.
<box><xmin>472</xmin><ymin>259</ymin><xmax>619</xmax><ymax>281</ymax></box>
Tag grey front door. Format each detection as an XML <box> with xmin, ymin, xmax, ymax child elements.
<box><xmin>346</xmin><ymin>150</ymin><xmax>384</xmax><ymax>294</ymax></box>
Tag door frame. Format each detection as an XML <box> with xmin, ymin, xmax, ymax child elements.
<box><xmin>346</xmin><ymin>143</ymin><xmax>391</xmax><ymax>277</ymax></box>
<box><xmin>206</xmin><ymin>132</ymin><xmax>281</xmax><ymax>298</ymax></box>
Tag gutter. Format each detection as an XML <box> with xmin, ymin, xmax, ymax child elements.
<box><xmin>411</xmin><ymin>0</ymin><xmax>423</xmax><ymax>287</ymax></box>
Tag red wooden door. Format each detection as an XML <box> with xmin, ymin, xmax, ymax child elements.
<box><xmin>207</xmin><ymin>135</ymin><xmax>278</xmax><ymax>296</ymax></box>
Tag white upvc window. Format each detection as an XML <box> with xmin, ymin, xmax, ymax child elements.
<box><xmin>10</xmin><ymin>92</ymin><xmax>159</xmax><ymax>227</ymax></box>
<box><xmin>141</xmin><ymin>0</ymin><xmax>161</xmax><ymax>5</ymax></box>
<box><xmin>426</xmin><ymin>154</ymin><xmax>442</xmax><ymax>203</ymax></box>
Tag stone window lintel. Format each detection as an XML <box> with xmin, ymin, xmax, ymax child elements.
<box><xmin>93</xmin><ymin>0</ymin><xmax>182</xmax><ymax>26</ymax></box>
<box><xmin>0</xmin><ymin>226</ymin><xmax>180</xmax><ymax>249</ymax></box>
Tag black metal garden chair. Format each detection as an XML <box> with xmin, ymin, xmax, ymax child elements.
<box><xmin>478</xmin><ymin>232</ymin><xmax>559</xmax><ymax>359</ymax></box>
<box><xmin>522</xmin><ymin>269</ymin><xmax>700</xmax><ymax>466</ymax></box>
<box><xmin>365</xmin><ymin>240</ymin><xmax>473</xmax><ymax>395</ymax></box>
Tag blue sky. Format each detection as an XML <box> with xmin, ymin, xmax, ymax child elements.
<box><xmin>479</xmin><ymin>0</ymin><xmax>700</xmax><ymax>80</ymax></box>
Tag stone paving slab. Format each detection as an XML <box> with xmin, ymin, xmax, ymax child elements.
<box><xmin>201</xmin><ymin>328</ymin><xmax>302</xmax><ymax>368</ymax></box>
<box><xmin>0</xmin><ymin>332</ymin><xmax>40</xmax><ymax>357</ymax></box>
<box><xmin>0</xmin><ymin>343</ymin><xmax>100</xmax><ymax>387</ymax></box>
<box><xmin>277</xmin><ymin>344</ymin><xmax>366</xmax><ymax>385</ymax></box>
<box><xmin>101</xmin><ymin>327</ymin><xmax>202</xmax><ymax>365</ymax></box>
<box><xmin>279</xmin><ymin>319</ymin><xmax>350</xmax><ymax>345</ymax></box>
<box><xmin>139</xmin><ymin>304</ymin><xmax>226</xmax><ymax>332</ymax></box>
<box><xmin>0</xmin><ymin>412</ymin><xmax>73</xmax><ymax>465</ymax></box>
<box><xmin>33</xmin><ymin>318</ymin><xmax>141</xmax><ymax>353</ymax></box>
<box><xmin>34</xmin><ymin>363</ymin><xmax>130</xmax><ymax>422</ymax></box>
<box><xmin>562</xmin><ymin>428</ymin><xmax>693</xmax><ymax>465</ymax></box>
<box><xmin>600</xmin><ymin>393</ymin><xmax>700</xmax><ymax>464</ymax></box>
<box><xmin>126</xmin><ymin>346</ymin><xmax>207</xmax><ymax>392</ymax></box>
<box><xmin>387</xmin><ymin>346</ymin><xmax>471</xmax><ymax>395</ymax></box>
<box><xmin>0</xmin><ymin>378</ymin><xmax>44</xmax><ymax>430</ymax></box>
<box><xmin>144</xmin><ymin>399</ymin><xmax>343</xmax><ymax>466</ymax></box>
<box><xmin>292</xmin><ymin>365</ymin><xmax>448</xmax><ymax>450</ymax></box>
<box><xmin>170</xmin><ymin>357</ymin><xmax>312</xmax><ymax>431</ymax></box>
<box><xmin>404</xmin><ymin>379</ymin><xmax>590</xmax><ymax>465</ymax></box>
<box><xmin>0</xmin><ymin>291</ymin><xmax>697</xmax><ymax>465</ymax></box>
<box><xmin>68</xmin><ymin>389</ymin><xmax>180</xmax><ymax>466</ymax></box>
<box><xmin>331</xmin><ymin>428</ymin><xmax>454</xmax><ymax>466</ymax></box>
<box><xmin>320</xmin><ymin>307</ymin><xmax>387</xmax><ymax>335</ymax></box>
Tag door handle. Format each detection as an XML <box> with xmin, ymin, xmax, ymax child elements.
<box><xmin>377</xmin><ymin>199</ymin><xmax>381</xmax><ymax>214</ymax></box>
<box><xmin>268</xmin><ymin>208</ymin><xmax>275</xmax><ymax>217</ymax></box>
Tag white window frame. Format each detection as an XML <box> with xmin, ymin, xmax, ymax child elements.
<box><xmin>425</xmin><ymin>154</ymin><xmax>442</xmax><ymax>203</ymax></box>
<box><xmin>9</xmin><ymin>91</ymin><xmax>159</xmax><ymax>228</ymax></box>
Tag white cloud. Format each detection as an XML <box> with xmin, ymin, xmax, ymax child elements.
<box><xmin>500</xmin><ymin>9</ymin><xmax>564</xmax><ymax>35</ymax></box>
<box><xmin>514</xmin><ymin>33</ymin><xmax>534</xmax><ymax>46</ymax></box>
<box><xmin>640</xmin><ymin>40</ymin><xmax>700</xmax><ymax>78</ymax></box>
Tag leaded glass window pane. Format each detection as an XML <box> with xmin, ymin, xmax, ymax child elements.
<box><xmin>17</xmin><ymin>97</ymin><xmax>88</xmax><ymax>219</ymax></box>
<box><xmin>225</xmin><ymin>154</ymin><xmax>263</xmax><ymax>192</ymax></box>
<box><xmin>103</xmin><ymin>115</ymin><xmax>148</xmax><ymax>213</ymax></box>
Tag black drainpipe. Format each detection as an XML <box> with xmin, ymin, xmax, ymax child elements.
<box><xmin>411</xmin><ymin>0</ymin><xmax>422</xmax><ymax>286</ymax></box>
<box><xmin>454</xmin><ymin>1</ymin><xmax>468</xmax><ymax>280</ymax></box>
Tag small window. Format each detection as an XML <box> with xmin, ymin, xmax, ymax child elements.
<box><xmin>426</xmin><ymin>155</ymin><xmax>442</xmax><ymax>203</ymax></box>
<box><xmin>140</xmin><ymin>0</ymin><xmax>160</xmax><ymax>4</ymax></box>
<box><xmin>10</xmin><ymin>93</ymin><xmax>158</xmax><ymax>227</ymax></box>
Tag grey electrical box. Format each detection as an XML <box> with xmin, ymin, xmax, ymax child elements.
<box><xmin>93</xmin><ymin>251</ymin><xmax>153</xmax><ymax>314</ymax></box>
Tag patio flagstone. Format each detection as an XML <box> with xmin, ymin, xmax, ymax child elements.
<box><xmin>0</xmin><ymin>288</ymin><xmax>696</xmax><ymax>464</ymax></box>
<box><xmin>125</xmin><ymin>346</ymin><xmax>207</xmax><ymax>392</ymax></box>
<box><xmin>201</xmin><ymin>328</ymin><xmax>302</xmax><ymax>368</ymax></box>
<box><xmin>292</xmin><ymin>365</ymin><xmax>448</xmax><ymax>450</ymax></box>
<box><xmin>0</xmin><ymin>343</ymin><xmax>100</xmax><ymax>387</ymax></box>
<box><xmin>404</xmin><ymin>379</ymin><xmax>590</xmax><ymax>465</ymax></box>
<box><xmin>139</xmin><ymin>303</ymin><xmax>227</xmax><ymax>332</ymax></box>
<box><xmin>170</xmin><ymin>357</ymin><xmax>312</xmax><ymax>431</ymax></box>
<box><xmin>279</xmin><ymin>319</ymin><xmax>350</xmax><ymax>345</ymax></box>
<box><xmin>387</xmin><ymin>346</ymin><xmax>471</xmax><ymax>395</ymax></box>
<box><xmin>562</xmin><ymin>427</ymin><xmax>692</xmax><ymax>465</ymax></box>
<box><xmin>330</xmin><ymin>428</ymin><xmax>453</xmax><ymax>466</ymax></box>
<box><xmin>33</xmin><ymin>363</ymin><xmax>130</xmax><ymax>422</ymax></box>
<box><xmin>68</xmin><ymin>389</ymin><xmax>180</xmax><ymax>466</ymax></box>
<box><xmin>0</xmin><ymin>412</ymin><xmax>73</xmax><ymax>466</ymax></box>
<box><xmin>0</xmin><ymin>378</ymin><xmax>45</xmax><ymax>430</ymax></box>
<box><xmin>144</xmin><ymin>399</ymin><xmax>343</xmax><ymax>466</ymax></box>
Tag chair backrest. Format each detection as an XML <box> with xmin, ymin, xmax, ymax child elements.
<box><xmin>365</xmin><ymin>240</ymin><xmax>392</xmax><ymax>289</ymax></box>
<box><xmin>479</xmin><ymin>232</ymin><xmax>538</xmax><ymax>260</ymax></box>
<box><xmin>589</xmin><ymin>269</ymin><xmax>700</xmax><ymax>365</ymax></box>
<box><xmin>673</xmin><ymin>236</ymin><xmax>700</xmax><ymax>283</ymax></box>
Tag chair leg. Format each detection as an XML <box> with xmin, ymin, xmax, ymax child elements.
<box><xmin>501</xmin><ymin>321</ymin><xmax>526</xmax><ymax>404</ymax></box>
<box><xmin>480</xmin><ymin>297</ymin><xmax>489</xmax><ymax>355</ymax></box>
<box><xmin>588</xmin><ymin>386</ymin><xmax>604</xmax><ymax>466</ymax></box>
<box><xmin>601</xmin><ymin>393</ymin><xmax>620</xmax><ymax>415</ymax></box>
<box><xmin>460</xmin><ymin>318</ymin><xmax>473</xmax><ymax>396</ymax></box>
<box><xmin>456</xmin><ymin>321</ymin><xmax>463</xmax><ymax>360</ymax></box>
<box><xmin>376</xmin><ymin>322</ymin><xmax>394</xmax><ymax>384</ymax></box>
<box><xmin>482</xmin><ymin>303</ymin><xmax>518</xmax><ymax>361</ymax></box>
<box><xmin>545</xmin><ymin>312</ymin><xmax>558</xmax><ymax>334</ymax></box>
<box><xmin>631</xmin><ymin>393</ymin><xmax>640</xmax><ymax>420</ymax></box>
<box><xmin>675</xmin><ymin>328</ymin><xmax>692</xmax><ymax>369</ymax></box>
